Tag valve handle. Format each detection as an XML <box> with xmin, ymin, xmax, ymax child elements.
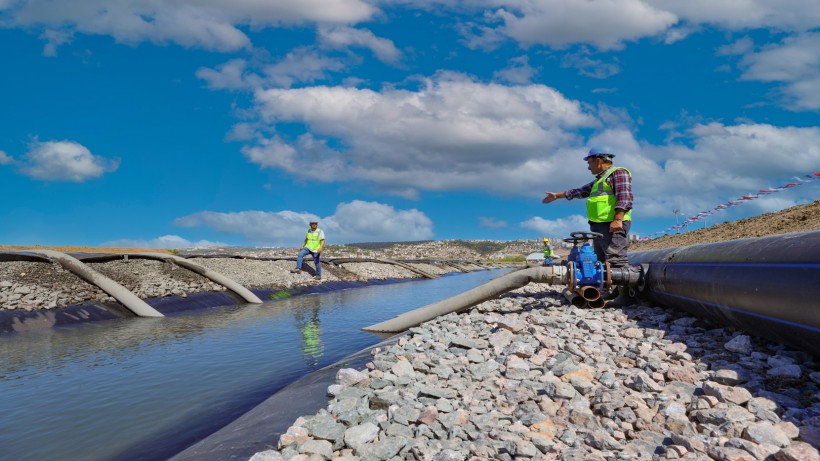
<box><xmin>563</xmin><ymin>231</ymin><xmax>604</xmax><ymax>244</ymax></box>
<box><xmin>570</xmin><ymin>231</ymin><xmax>603</xmax><ymax>240</ymax></box>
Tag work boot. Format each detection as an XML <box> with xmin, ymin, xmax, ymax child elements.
<box><xmin>605</xmin><ymin>286</ymin><xmax>633</xmax><ymax>307</ymax></box>
<box><xmin>290</xmin><ymin>268</ymin><xmax>301</xmax><ymax>273</ymax></box>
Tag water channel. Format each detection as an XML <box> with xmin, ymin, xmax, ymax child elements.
<box><xmin>0</xmin><ymin>268</ymin><xmax>510</xmax><ymax>461</ymax></box>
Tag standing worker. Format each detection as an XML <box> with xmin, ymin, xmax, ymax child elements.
<box><xmin>542</xmin><ymin>147</ymin><xmax>634</xmax><ymax>304</ymax></box>
<box><xmin>291</xmin><ymin>220</ymin><xmax>325</xmax><ymax>279</ymax></box>
<box><xmin>542</xmin><ymin>237</ymin><xmax>555</xmax><ymax>265</ymax></box>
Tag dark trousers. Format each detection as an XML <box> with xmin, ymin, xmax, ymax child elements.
<box><xmin>589</xmin><ymin>220</ymin><xmax>631</xmax><ymax>268</ymax></box>
<box><xmin>296</xmin><ymin>248</ymin><xmax>321</xmax><ymax>275</ymax></box>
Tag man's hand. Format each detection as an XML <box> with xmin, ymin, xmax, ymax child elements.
<box><xmin>542</xmin><ymin>192</ymin><xmax>560</xmax><ymax>204</ymax></box>
<box><xmin>610</xmin><ymin>218</ymin><xmax>624</xmax><ymax>233</ymax></box>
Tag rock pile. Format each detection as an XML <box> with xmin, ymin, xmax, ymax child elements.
<box><xmin>252</xmin><ymin>284</ymin><xmax>819</xmax><ymax>461</ymax></box>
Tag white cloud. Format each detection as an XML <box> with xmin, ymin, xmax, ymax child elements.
<box><xmin>318</xmin><ymin>25</ymin><xmax>402</xmax><ymax>64</ymax></box>
<box><xmin>636</xmin><ymin>122</ymin><xmax>820</xmax><ymax>217</ymax></box>
<box><xmin>716</xmin><ymin>36</ymin><xmax>754</xmax><ymax>56</ymax></box>
<box><xmin>100</xmin><ymin>235</ymin><xmax>225</xmax><ymax>249</ymax></box>
<box><xmin>7</xmin><ymin>0</ymin><xmax>820</xmax><ymax>57</ymax></box>
<box><xmin>780</xmin><ymin>75</ymin><xmax>820</xmax><ymax>111</ymax></box>
<box><xmin>651</xmin><ymin>0</ymin><xmax>820</xmax><ymax>32</ymax></box>
<box><xmin>197</xmin><ymin>49</ymin><xmax>349</xmax><ymax>90</ymax></box>
<box><xmin>494</xmin><ymin>55</ymin><xmax>538</xmax><ymax>84</ymax></box>
<box><xmin>473</xmin><ymin>0</ymin><xmax>819</xmax><ymax>48</ymax></box>
<box><xmin>18</xmin><ymin>140</ymin><xmax>120</xmax><ymax>182</ymax></box>
<box><xmin>196</xmin><ymin>59</ymin><xmax>255</xmax><ymax>90</ymax></box>
<box><xmin>243</xmin><ymin>72</ymin><xmax>598</xmax><ymax>196</ymax></box>
<box><xmin>740</xmin><ymin>34</ymin><xmax>820</xmax><ymax>82</ymax></box>
<box><xmin>737</xmin><ymin>33</ymin><xmax>820</xmax><ymax>110</ymax></box>
<box><xmin>2</xmin><ymin>0</ymin><xmax>377</xmax><ymax>51</ymax></box>
<box><xmin>491</xmin><ymin>0</ymin><xmax>677</xmax><ymax>50</ymax></box>
<box><xmin>0</xmin><ymin>150</ymin><xmax>13</xmax><ymax>165</ymax></box>
<box><xmin>520</xmin><ymin>214</ymin><xmax>590</xmax><ymax>238</ymax></box>
<box><xmin>40</xmin><ymin>28</ymin><xmax>72</xmax><ymax>56</ymax></box>
<box><xmin>232</xmin><ymin>62</ymin><xmax>819</xmax><ymax>220</ymax></box>
<box><xmin>479</xmin><ymin>217</ymin><xmax>508</xmax><ymax>228</ymax></box>
<box><xmin>448</xmin><ymin>1</ymin><xmax>820</xmax><ymax>54</ymax></box>
<box><xmin>262</xmin><ymin>48</ymin><xmax>348</xmax><ymax>88</ymax></box>
<box><xmin>174</xmin><ymin>200</ymin><xmax>434</xmax><ymax>245</ymax></box>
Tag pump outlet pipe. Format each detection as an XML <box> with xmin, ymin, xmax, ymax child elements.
<box><xmin>363</xmin><ymin>266</ymin><xmax>565</xmax><ymax>332</ymax></box>
<box><xmin>133</xmin><ymin>253</ymin><xmax>263</xmax><ymax>304</ymax></box>
<box><xmin>628</xmin><ymin>230</ymin><xmax>820</xmax><ymax>355</ymax></box>
<box><xmin>29</xmin><ymin>250</ymin><xmax>164</xmax><ymax>318</ymax></box>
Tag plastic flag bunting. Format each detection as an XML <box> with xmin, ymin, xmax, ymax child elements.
<box><xmin>643</xmin><ymin>171</ymin><xmax>820</xmax><ymax>239</ymax></box>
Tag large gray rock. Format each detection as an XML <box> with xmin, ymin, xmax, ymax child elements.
<box><xmin>344</xmin><ymin>422</ymin><xmax>380</xmax><ymax>451</ymax></box>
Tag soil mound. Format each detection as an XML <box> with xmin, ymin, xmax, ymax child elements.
<box><xmin>631</xmin><ymin>200</ymin><xmax>820</xmax><ymax>251</ymax></box>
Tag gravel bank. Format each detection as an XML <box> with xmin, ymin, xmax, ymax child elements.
<box><xmin>0</xmin><ymin>257</ymin><xmax>485</xmax><ymax>314</ymax></box>
<box><xmin>251</xmin><ymin>284</ymin><xmax>819</xmax><ymax>461</ymax></box>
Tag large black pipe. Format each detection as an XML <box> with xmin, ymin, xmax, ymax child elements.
<box><xmin>629</xmin><ymin>230</ymin><xmax>820</xmax><ymax>355</ymax></box>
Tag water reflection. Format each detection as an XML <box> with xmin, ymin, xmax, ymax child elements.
<box><xmin>295</xmin><ymin>307</ymin><xmax>324</xmax><ymax>366</ymax></box>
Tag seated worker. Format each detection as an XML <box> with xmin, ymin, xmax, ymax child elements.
<box><xmin>291</xmin><ymin>220</ymin><xmax>325</xmax><ymax>279</ymax></box>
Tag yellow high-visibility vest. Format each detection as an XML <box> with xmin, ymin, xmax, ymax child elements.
<box><xmin>305</xmin><ymin>230</ymin><xmax>323</xmax><ymax>251</ymax></box>
<box><xmin>587</xmin><ymin>167</ymin><xmax>632</xmax><ymax>223</ymax></box>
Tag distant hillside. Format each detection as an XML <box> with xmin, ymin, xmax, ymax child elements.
<box><xmin>327</xmin><ymin>239</ymin><xmax>538</xmax><ymax>260</ymax></box>
<box><xmin>344</xmin><ymin>240</ymin><xmax>434</xmax><ymax>250</ymax></box>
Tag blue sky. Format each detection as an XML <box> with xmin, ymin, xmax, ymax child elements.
<box><xmin>1</xmin><ymin>0</ymin><xmax>818</xmax><ymax>248</ymax></box>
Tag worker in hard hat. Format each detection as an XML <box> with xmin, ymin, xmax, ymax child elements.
<box><xmin>542</xmin><ymin>147</ymin><xmax>634</xmax><ymax>304</ymax></box>
<box><xmin>291</xmin><ymin>220</ymin><xmax>325</xmax><ymax>279</ymax></box>
<box><xmin>542</xmin><ymin>237</ymin><xmax>555</xmax><ymax>265</ymax></box>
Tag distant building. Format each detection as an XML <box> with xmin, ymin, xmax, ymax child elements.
<box><xmin>526</xmin><ymin>252</ymin><xmax>545</xmax><ymax>266</ymax></box>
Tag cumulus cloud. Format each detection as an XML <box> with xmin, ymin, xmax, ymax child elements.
<box><xmin>477</xmin><ymin>0</ymin><xmax>820</xmax><ymax>50</ymax></box>
<box><xmin>6</xmin><ymin>0</ymin><xmax>820</xmax><ymax>58</ymax></box>
<box><xmin>262</xmin><ymin>48</ymin><xmax>349</xmax><ymax>88</ymax></box>
<box><xmin>494</xmin><ymin>56</ymin><xmax>538</xmax><ymax>84</ymax></box>
<box><xmin>242</xmin><ymin>72</ymin><xmax>598</xmax><ymax>196</ymax></box>
<box><xmin>2</xmin><ymin>0</ymin><xmax>377</xmax><ymax>52</ymax></box>
<box><xmin>197</xmin><ymin>49</ymin><xmax>348</xmax><ymax>90</ymax></box>
<box><xmin>520</xmin><ymin>214</ymin><xmax>590</xmax><ymax>237</ymax></box>
<box><xmin>40</xmin><ymin>28</ymin><xmax>72</xmax><ymax>56</ymax></box>
<box><xmin>737</xmin><ymin>33</ymin><xmax>820</xmax><ymax>110</ymax></box>
<box><xmin>18</xmin><ymin>140</ymin><xmax>120</xmax><ymax>182</ymax></box>
<box><xmin>652</xmin><ymin>0</ymin><xmax>820</xmax><ymax>32</ymax></box>
<box><xmin>716</xmin><ymin>36</ymin><xmax>755</xmax><ymax>56</ymax></box>
<box><xmin>174</xmin><ymin>200</ymin><xmax>434</xmax><ymax>245</ymax></box>
<box><xmin>637</xmin><ymin>122</ymin><xmax>820</xmax><ymax>217</ymax></box>
<box><xmin>490</xmin><ymin>0</ymin><xmax>677</xmax><ymax>50</ymax></box>
<box><xmin>196</xmin><ymin>59</ymin><xmax>255</xmax><ymax>90</ymax></box>
<box><xmin>101</xmin><ymin>235</ymin><xmax>225</xmax><ymax>249</ymax></box>
<box><xmin>318</xmin><ymin>25</ymin><xmax>402</xmax><ymax>64</ymax></box>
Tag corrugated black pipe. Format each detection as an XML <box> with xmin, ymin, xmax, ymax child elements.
<box><xmin>629</xmin><ymin>230</ymin><xmax>820</xmax><ymax>355</ymax></box>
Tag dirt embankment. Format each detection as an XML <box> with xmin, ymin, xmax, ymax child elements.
<box><xmin>631</xmin><ymin>200</ymin><xmax>820</xmax><ymax>251</ymax></box>
<box><xmin>0</xmin><ymin>245</ymin><xmax>173</xmax><ymax>254</ymax></box>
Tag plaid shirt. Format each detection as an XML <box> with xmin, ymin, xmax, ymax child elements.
<box><xmin>565</xmin><ymin>166</ymin><xmax>633</xmax><ymax>213</ymax></box>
